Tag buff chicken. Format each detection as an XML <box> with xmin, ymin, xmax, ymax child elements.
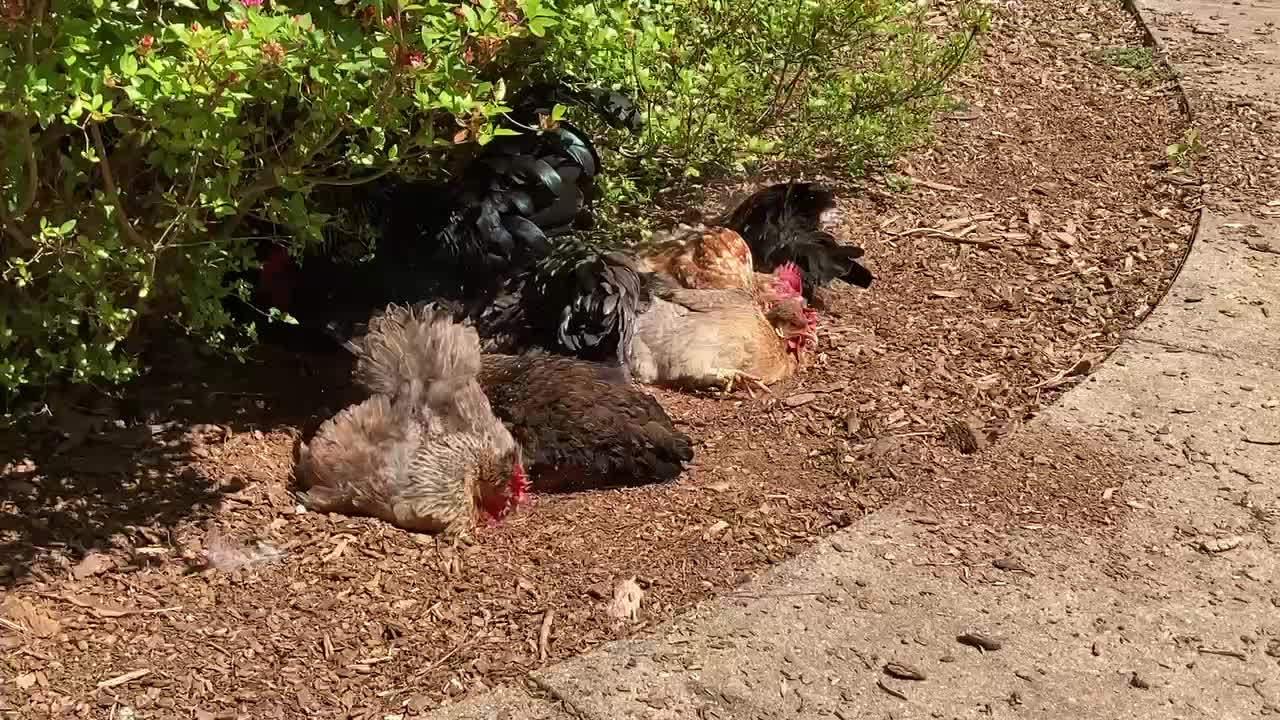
<box><xmin>294</xmin><ymin>305</ymin><xmax>529</xmax><ymax>534</ymax></box>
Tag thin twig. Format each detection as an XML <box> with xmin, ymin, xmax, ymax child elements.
<box><xmin>876</xmin><ymin>678</ymin><xmax>909</xmax><ymax>701</ymax></box>
<box><xmin>1196</xmin><ymin>646</ymin><xmax>1247</xmax><ymax>660</ymax></box>
<box><xmin>410</xmin><ymin>636</ymin><xmax>472</xmax><ymax>679</ymax></box>
<box><xmin>300</xmin><ymin>164</ymin><xmax>397</xmax><ymax>188</ymax></box>
<box><xmin>88</xmin><ymin>122</ymin><xmax>146</xmax><ymax>248</ymax></box>
<box><xmin>892</xmin><ymin>226</ymin><xmax>1004</xmax><ymax>250</ymax></box>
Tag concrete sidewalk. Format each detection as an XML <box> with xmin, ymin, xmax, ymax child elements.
<box><xmin>429</xmin><ymin>2</ymin><xmax>1280</xmax><ymax>718</ymax></box>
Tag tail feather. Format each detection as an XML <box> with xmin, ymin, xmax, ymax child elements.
<box><xmin>353</xmin><ymin>304</ymin><xmax>482</xmax><ymax>408</ymax></box>
<box><xmin>554</xmin><ymin>253</ymin><xmax>648</xmax><ymax>360</ymax></box>
<box><xmin>513</xmin><ymin>80</ymin><xmax>645</xmax><ymax>133</ymax></box>
<box><xmin>721</xmin><ymin>182</ymin><xmax>873</xmax><ymax>293</ymax></box>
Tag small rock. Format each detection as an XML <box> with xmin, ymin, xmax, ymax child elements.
<box><xmin>1199</xmin><ymin>536</ymin><xmax>1244</xmax><ymax>553</ymax></box>
<box><xmin>1129</xmin><ymin>672</ymin><xmax>1151</xmax><ymax>689</ymax></box>
<box><xmin>993</xmin><ymin>557</ymin><xmax>1032</xmax><ymax>574</ymax></box>
<box><xmin>884</xmin><ymin>662</ymin><xmax>927</xmax><ymax>681</ymax></box>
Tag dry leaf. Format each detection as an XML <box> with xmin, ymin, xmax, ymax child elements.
<box><xmin>607</xmin><ymin>578</ymin><xmax>644</xmax><ymax>621</ymax></box>
<box><xmin>71</xmin><ymin>552</ymin><xmax>115</xmax><ymax>580</ymax></box>
<box><xmin>15</xmin><ymin>673</ymin><xmax>38</xmax><ymax>690</ymax></box>
<box><xmin>783</xmin><ymin>392</ymin><xmax>817</xmax><ymax>407</ymax></box>
<box><xmin>703</xmin><ymin>520</ymin><xmax>730</xmax><ymax>540</ymax></box>
<box><xmin>0</xmin><ymin>597</ymin><xmax>60</xmax><ymax>638</ymax></box>
<box><xmin>929</xmin><ymin>289</ymin><xmax>970</xmax><ymax>299</ymax></box>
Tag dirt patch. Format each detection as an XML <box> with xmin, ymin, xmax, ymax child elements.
<box><xmin>0</xmin><ymin>0</ymin><xmax>1195</xmax><ymax>717</ymax></box>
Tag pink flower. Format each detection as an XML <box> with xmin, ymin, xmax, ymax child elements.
<box><xmin>396</xmin><ymin>48</ymin><xmax>424</xmax><ymax>68</ymax></box>
<box><xmin>241</xmin><ymin>0</ymin><xmax>262</xmax><ymax>7</ymax></box>
<box><xmin>137</xmin><ymin>34</ymin><xmax>154</xmax><ymax>56</ymax></box>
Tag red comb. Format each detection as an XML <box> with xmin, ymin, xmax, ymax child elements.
<box><xmin>774</xmin><ymin>262</ymin><xmax>803</xmax><ymax>296</ymax></box>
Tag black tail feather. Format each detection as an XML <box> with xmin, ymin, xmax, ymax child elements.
<box><xmin>721</xmin><ymin>181</ymin><xmax>874</xmax><ymax>294</ymax></box>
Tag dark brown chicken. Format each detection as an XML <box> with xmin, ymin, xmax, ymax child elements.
<box><xmin>477</xmin><ymin>353</ymin><xmax>694</xmax><ymax>492</ymax></box>
<box><xmin>294</xmin><ymin>304</ymin><xmax>529</xmax><ymax>534</ymax></box>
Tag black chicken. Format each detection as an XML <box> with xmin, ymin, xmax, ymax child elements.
<box><xmin>254</xmin><ymin>81</ymin><xmax>643</xmax><ymax>347</ymax></box>
<box><xmin>718</xmin><ymin>182</ymin><xmax>873</xmax><ymax>298</ymax></box>
<box><xmin>479</xmin><ymin>183</ymin><xmax>873</xmax><ymax>363</ymax></box>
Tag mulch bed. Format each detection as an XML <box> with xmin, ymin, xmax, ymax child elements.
<box><xmin>0</xmin><ymin>1</ymin><xmax>1200</xmax><ymax>717</ymax></box>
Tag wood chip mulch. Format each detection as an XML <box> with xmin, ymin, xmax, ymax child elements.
<box><xmin>0</xmin><ymin>1</ymin><xmax>1204</xmax><ymax>717</ymax></box>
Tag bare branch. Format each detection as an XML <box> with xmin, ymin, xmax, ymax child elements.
<box><xmin>89</xmin><ymin>121</ymin><xmax>147</xmax><ymax>248</ymax></box>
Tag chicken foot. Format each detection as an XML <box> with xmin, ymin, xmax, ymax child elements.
<box><xmin>713</xmin><ymin>369</ymin><xmax>771</xmax><ymax>398</ymax></box>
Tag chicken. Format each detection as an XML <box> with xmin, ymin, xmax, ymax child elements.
<box><xmin>250</xmin><ymin>81</ymin><xmax>642</xmax><ymax>347</ymax></box>
<box><xmin>625</xmin><ymin>278</ymin><xmax>816</xmax><ymax>395</ymax></box>
<box><xmin>477</xmin><ymin>353</ymin><xmax>694</xmax><ymax>491</ymax></box>
<box><xmin>629</xmin><ymin>223</ymin><xmax>816</xmax><ymax>352</ymax></box>
<box><xmin>632</xmin><ymin>223</ymin><xmax>800</xmax><ymax>305</ymax></box>
<box><xmin>632</xmin><ymin>225</ymin><xmax>755</xmax><ymax>294</ymax></box>
<box><xmin>471</xmin><ymin>243</ymin><xmax>816</xmax><ymax>395</ymax></box>
<box><xmin>719</xmin><ymin>181</ymin><xmax>873</xmax><ymax>298</ymax></box>
<box><xmin>293</xmin><ymin>305</ymin><xmax>528</xmax><ymax>534</ymax></box>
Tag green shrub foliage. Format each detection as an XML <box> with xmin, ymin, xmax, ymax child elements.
<box><xmin>0</xmin><ymin>0</ymin><xmax>981</xmax><ymax>401</ymax></box>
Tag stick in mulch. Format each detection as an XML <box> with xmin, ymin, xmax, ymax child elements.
<box><xmin>892</xmin><ymin>226</ymin><xmax>1005</xmax><ymax>250</ymax></box>
<box><xmin>957</xmin><ymin>632</ymin><xmax>1003</xmax><ymax>652</ymax></box>
<box><xmin>97</xmin><ymin>669</ymin><xmax>150</xmax><ymax>689</ymax></box>
<box><xmin>876</xmin><ymin>678</ymin><xmax>909</xmax><ymax>701</ymax></box>
<box><xmin>1025</xmin><ymin>354</ymin><xmax>1102</xmax><ymax>391</ymax></box>
<box><xmin>538</xmin><ymin>609</ymin><xmax>555</xmax><ymax>661</ymax></box>
<box><xmin>1196</xmin><ymin>646</ymin><xmax>1247</xmax><ymax>660</ymax></box>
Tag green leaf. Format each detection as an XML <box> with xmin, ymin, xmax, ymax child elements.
<box><xmin>119</xmin><ymin>52</ymin><xmax>138</xmax><ymax>77</ymax></box>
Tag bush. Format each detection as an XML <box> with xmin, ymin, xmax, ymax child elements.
<box><xmin>0</xmin><ymin>0</ymin><xmax>982</xmax><ymax>404</ymax></box>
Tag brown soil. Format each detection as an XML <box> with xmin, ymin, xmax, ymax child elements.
<box><xmin>0</xmin><ymin>1</ymin><xmax>1197</xmax><ymax>718</ymax></box>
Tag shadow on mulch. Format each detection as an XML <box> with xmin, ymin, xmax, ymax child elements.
<box><xmin>0</xmin><ymin>332</ymin><xmax>360</xmax><ymax>587</ymax></box>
